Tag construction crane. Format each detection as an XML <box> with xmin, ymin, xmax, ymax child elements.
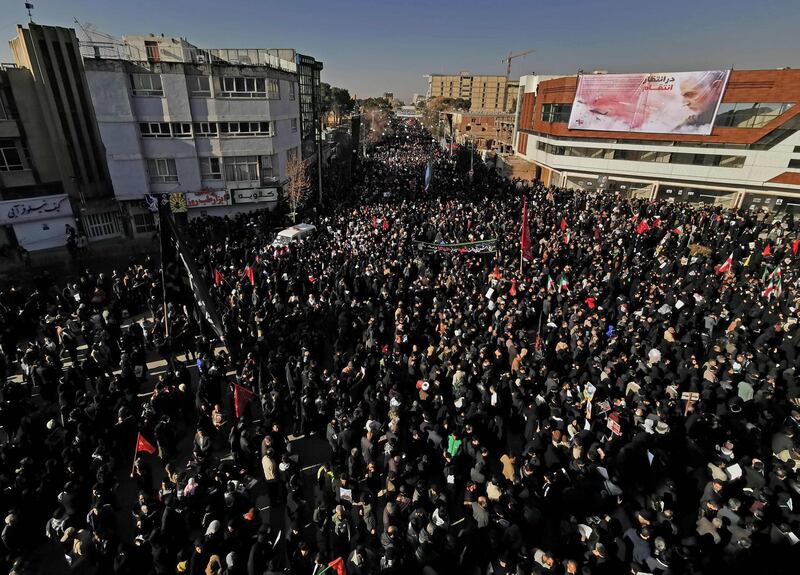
<box><xmin>500</xmin><ymin>49</ymin><xmax>534</xmax><ymax>112</ymax></box>
<box><xmin>502</xmin><ymin>49</ymin><xmax>535</xmax><ymax>79</ymax></box>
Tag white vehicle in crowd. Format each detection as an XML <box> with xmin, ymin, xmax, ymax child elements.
<box><xmin>271</xmin><ymin>223</ymin><xmax>317</xmax><ymax>247</ymax></box>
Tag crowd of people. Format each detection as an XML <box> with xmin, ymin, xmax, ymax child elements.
<box><xmin>1</xmin><ymin>118</ymin><xmax>799</xmax><ymax>574</ymax></box>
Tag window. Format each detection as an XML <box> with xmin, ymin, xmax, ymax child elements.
<box><xmin>145</xmin><ymin>41</ymin><xmax>160</xmax><ymax>63</ymax></box>
<box><xmin>83</xmin><ymin>211</ymin><xmax>122</xmax><ymax>239</ymax></box>
<box><xmin>200</xmin><ymin>157</ymin><xmax>222</xmax><ymax>180</ymax></box>
<box><xmin>187</xmin><ymin>75</ymin><xmax>211</xmax><ymax>97</ymax></box>
<box><xmin>133</xmin><ymin>212</ymin><xmax>156</xmax><ymax>234</ymax></box>
<box><xmin>639</xmin><ymin>150</ymin><xmax>670</xmax><ymax>163</ymax></box>
<box><xmin>260</xmin><ymin>155</ymin><xmax>277</xmax><ymax>183</ymax></box>
<box><xmin>291</xmin><ymin>118</ymin><xmax>298</xmax><ymax>133</ymax></box>
<box><xmin>714</xmin><ymin>102</ymin><xmax>794</xmax><ymax>128</ymax></box>
<box><xmin>0</xmin><ymin>139</ymin><xmax>23</xmax><ymax>171</ymax></box>
<box><xmin>218</xmin><ymin>122</ymin><xmax>272</xmax><ymax>137</ymax></box>
<box><xmin>289</xmin><ymin>82</ymin><xmax>296</xmax><ymax>100</ymax></box>
<box><xmin>669</xmin><ymin>153</ymin><xmax>694</xmax><ymax>165</ymax></box>
<box><xmin>719</xmin><ymin>155</ymin><xmax>745</xmax><ymax>168</ymax></box>
<box><xmin>193</xmin><ymin>122</ymin><xmax>218</xmax><ymax>136</ymax></box>
<box><xmin>171</xmin><ymin>123</ymin><xmax>192</xmax><ymax>138</ymax></box>
<box><xmin>219</xmin><ymin>76</ymin><xmax>266</xmax><ymax>97</ymax></box>
<box><xmin>789</xmin><ymin>159</ymin><xmax>800</xmax><ymax>169</ymax></box>
<box><xmin>140</xmin><ymin>122</ymin><xmax>172</xmax><ymax>138</ymax></box>
<box><xmin>540</xmin><ymin>103</ymin><xmax>572</xmax><ymax>123</ymax></box>
<box><xmin>268</xmin><ymin>78</ymin><xmax>280</xmax><ymax>99</ymax></box>
<box><xmin>147</xmin><ymin>158</ymin><xmax>178</xmax><ymax>183</ymax></box>
<box><xmin>130</xmin><ymin>74</ymin><xmax>163</xmax><ymax>97</ymax></box>
<box><xmin>223</xmin><ymin>156</ymin><xmax>259</xmax><ymax>181</ymax></box>
<box><xmin>533</xmin><ymin>139</ymin><xmax>744</xmax><ymax>168</ymax></box>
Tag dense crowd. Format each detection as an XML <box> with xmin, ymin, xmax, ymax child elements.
<box><xmin>1</xmin><ymin>119</ymin><xmax>800</xmax><ymax>575</ymax></box>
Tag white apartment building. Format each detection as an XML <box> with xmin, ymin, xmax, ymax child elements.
<box><xmin>82</xmin><ymin>35</ymin><xmax>305</xmax><ymax>233</ymax></box>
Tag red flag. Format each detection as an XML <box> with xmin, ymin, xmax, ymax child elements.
<box><xmin>327</xmin><ymin>557</ymin><xmax>346</xmax><ymax>575</ymax></box>
<box><xmin>214</xmin><ymin>268</ymin><xmax>223</xmax><ymax>287</ymax></box>
<box><xmin>560</xmin><ymin>217</ymin><xmax>568</xmax><ymax>232</ymax></box>
<box><xmin>493</xmin><ymin>265</ymin><xmax>501</xmax><ymax>280</ymax></box>
<box><xmin>382</xmin><ymin>218</ymin><xmax>389</xmax><ymax>232</ymax></box>
<box><xmin>716</xmin><ymin>252</ymin><xmax>733</xmax><ymax>274</ymax></box>
<box><xmin>510</xmin><ymin>278</ymin><xmax>517</xmax><ymax>297</ymax></box>
<box><xmin>135</xmin><ymin>432</ymin><xmax>156</xmax><ymax>455</ymax></box>
<box><xmin>371</xmin><ymin>215</ymin><xmax>378</xmax><ymax>229</ymax></box>
<box><xmin>244</xmin><ymin>265</ymin><xmax>255</xmax><ymax>286</ymax></box>
<box><xmin>762</xmin><ymin>244</ymin><xmax>771</xmax><ymax>257</ymax></box>
<box><xmin>234</xmin><ymin>383</ymin><xmax>255</xmax><ymax>418</ymax></box>
<box><xmin>636</xmin><ymin>220</ymin><xmax>650</xmax><ymax>235</ymax></box>
<box><xmin>585</xmin><ymin>296</ymin><xmax>596</xmax><ymax>309</ymax></box>
<box><xmin>521</xmin><ymin>198</ymin><xmax>533</xmax><ymax>261</ymax></box>
<box><xmin>792</xmin><ymin>239</ymin><xmax>800</xmax><ymax>255</ymax></box>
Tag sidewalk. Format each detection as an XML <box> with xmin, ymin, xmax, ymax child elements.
<box><xmin>0</xmin><ymin>236</ymin><xmax>158</xmax><ymax>284</ymax></box>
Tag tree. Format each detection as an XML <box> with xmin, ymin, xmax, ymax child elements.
<box><xmin>359</xmin><ymin>97</ymin><xmax>392</xmax><ymax>111</ymax></box>
<box><xmin>420</xmin><ymin>97</ymin><xmax>472</xmax><ymax>132</ymax></box>
<box><xmin>285</xmin><ymin>154</ymin><xmax>310</xmax><ymax>223</ymax></box>
<box><xmin>331</xmin><ymin>87</ymin><xmax>355</xmax><ymax>123</ymax></box>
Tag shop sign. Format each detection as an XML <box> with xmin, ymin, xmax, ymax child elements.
<box><xmin>186</xmin><ymin>188</ymin><xmax>231</xmax><ymax>209</ymax></box>
<box><xmin>233</xmin><ymin>188</ymin><xmax>279</xmax><ymax>203</ymax></box>
<box><xmin>0</xmin><ymin>194</ymin><xmax>73</xmax><ymax>225</ymax></box>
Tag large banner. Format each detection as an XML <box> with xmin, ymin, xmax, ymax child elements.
<box><xmin>185</xmin><ymin>189</ymin><xmax>230</xmax><ymax>209</ymax></box>
<box><xmin>415</xmin><ymin>239</ymin><xmax>497</xmax><ymax>254</ymax></box>
<box><xmin>568</xmin><ymin>70</ymin><xmax>730</xmax><ymax>135</ymax></box>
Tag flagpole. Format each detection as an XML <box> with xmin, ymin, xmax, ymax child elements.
<box><xmin>157</xmin><ymin>203</ymin><xmax>170</xmax><ymax>338</ymax></box>
<box><xmin>130</xmin><ymin>433</ymin><xmax>140</xmax><ymax>478</ymax></box>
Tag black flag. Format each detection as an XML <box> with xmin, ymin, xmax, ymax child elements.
<box><xmin>157</xmin><ymin>196</ymin><xmax>225</xmax><ymax>341</ymax></box>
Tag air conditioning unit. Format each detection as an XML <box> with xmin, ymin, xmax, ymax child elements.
<box><xmin>196</xmin><ymin>54</ymin><xmax>206</xmax><ymax>64</ymax></box>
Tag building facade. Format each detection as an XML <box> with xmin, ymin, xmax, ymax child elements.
<box><xmin>81</xmin><ymin>34</ymin><xmax>317</xmax><ymax>231</ymax></box>
<box><xmin>2</xmin><ymin>24</ymin><xmax>120</xmax><ymax>251</ymax></box>
<box><xmin>513</xmin><ymin>70</ymin><xmax>800</xmax><ymax>211</ymax></box>
<box><xmin>296</xmin><ymin>53</ymin><xmax>323</xmax><ymax>161</ymax></box>
<box><xmin>426</xmin><ymin>72</ymin><xmax>519</xmax><ymax>113</ymax></box>
<box><xmin>446</xmin><ymin>111</ymin><xmax>516</xmax><ymax>153</ymax></box>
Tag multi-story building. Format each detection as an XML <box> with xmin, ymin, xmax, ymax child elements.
<box><xmin>2</xmin><ymin>24</ymin><xmax>119</xmax><ymax>251</ymax></box>
<box><xmin>513</xmin><ymin>70</ymin><xmax>800</xmax><ymax>211</ymax></box>
<box><xmin>80</xmin><ymin>33</ymin><xmax>321</xmax><ymax>232</ymax></box>
<box><xmin>296</xmin><ymin>53</ymin><xmax>323</xmax><ymax>162</ymax></box>
<box><xmin>426</xmin><ymin>72</ymin><xmax>519</xmax><ymax>112</ymax></box>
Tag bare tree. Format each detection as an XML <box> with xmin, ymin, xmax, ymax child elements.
<box><xmin>285</xmin><ymin>154</ymin><xmax>310</xmax><ymax>223</ymax></box>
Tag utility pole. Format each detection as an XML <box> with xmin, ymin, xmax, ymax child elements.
<box><xmin>317</xmin><ymin>139</ymin><xmax>323</xmax><ymax>206</ymax></box>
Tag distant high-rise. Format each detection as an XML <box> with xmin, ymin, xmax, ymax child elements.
<box><xmin>425</xmin><ymin>73</ymin><xmax>518</xmax><ymax>112</ymax></box>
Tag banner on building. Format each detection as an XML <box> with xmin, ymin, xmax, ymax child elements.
<box><xmin>169</xmin><ymin>193</ymin><xmax>187</xmax><ymax>213</ymax></box>
<box><xmin>0</xmin><ymin>194</ymin><xmax>73</xmax><ymax>224</ymax></box>
<box><xmin>233</xmin><ymin>188</ymin><xmax>279</xmax><ymax>204</ymax></box>
<box><xmin>185</xmin><ymin>189</ymin><xmax>231</xmax><ymax>209</ymax></box>
<box><xmin>568</xmin><ymin>70</ymin><xmax>730</xmax><ymax>135</ymax></box>
<box><xmin>415</xmin><ymin>238</ymin><xmax>497</xmax><ymax>254</ymax></box>
<box><xmin>157</xmin><ymin>196</ymin><xmax>225</xmax><ymax>340</ymax></box>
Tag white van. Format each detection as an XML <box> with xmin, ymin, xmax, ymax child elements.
<box><xmin>271</xmin><ymin>223</ymin><xmax>317</xmax><ymax>247</ymax></box>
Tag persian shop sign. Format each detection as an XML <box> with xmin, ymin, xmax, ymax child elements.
<box><xmin>0</xmin><ymin>194</ymin><xmax>73</xmax><ymax>225</ymax></box>
<box><xmin>185</xmin><ymin>188</ymin><xmax>231</xmax><ymax>209</ymax></box>
<box><xmin>568</xmin><ymin>70</ymin><xmax>730</xmax><ymax>135</ymax></box>
<box><xmin>233</xmin><ymin>188</ymin><xmax>279</xmax><ymax>203</ymax></box>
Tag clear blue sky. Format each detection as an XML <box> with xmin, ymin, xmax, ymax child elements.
<box><xmin>1</xmin><ymin>0</ymin><xmax>798</xmax><ymax>102</ymax></box>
